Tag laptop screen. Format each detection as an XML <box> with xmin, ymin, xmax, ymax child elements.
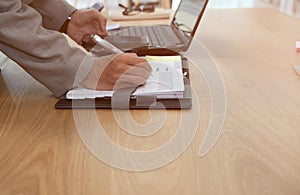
<box><xmin>172</xmin><ymin>0</ymin><xmax>208</xmax><ymax>36</ymax></box>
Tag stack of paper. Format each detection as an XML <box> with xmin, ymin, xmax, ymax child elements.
<box><xmin>66</xmin><ymin>55</ymin><xmax>185</xmax><ymax>99</ymax></box>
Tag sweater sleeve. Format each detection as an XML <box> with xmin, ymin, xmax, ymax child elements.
<box><xmin>0</xmin><ymin>0</ymin><xmax>94</xmax><ymax>97</ymax></box>
<box><xmin>29</xmin><ymin>0</ymin><xmax>77</xmax><ymax>31</ymax></box>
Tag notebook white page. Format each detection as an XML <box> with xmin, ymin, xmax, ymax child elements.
<box><xmin>66</xmin><ymin>55</ymin><xmax>185</xmax><ymax>99</ymax></box>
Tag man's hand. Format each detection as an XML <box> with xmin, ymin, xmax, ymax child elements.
<box><xmin>67</xmin><ymin>9</ymin><xmax>108</xmax><ymax>44</ymax></box>
<box><xmin>81</xmin><ymin>53</ymin><xmax>152</xmax><ymax>91</ymax></box>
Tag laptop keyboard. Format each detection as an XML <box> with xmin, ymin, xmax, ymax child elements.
<box><xmin>112</xmin><ymin>26</ymin><xmax>182</xmax><ymax>46</ymax></box>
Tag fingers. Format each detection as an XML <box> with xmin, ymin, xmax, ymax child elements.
<box><xmin>90</xmin><ymin>9</ymin><xmax>108</xmax><ymax>37</ymax></box>
<box><xmin>113</xmin><ymin>75</ymin><xmax>148</xmax><ymax>90</ymax></box>
<box><xmin>113</xmin><ymin>53</ymin><xmax>151</xmax><ymax>72</ymax></box>
<box><xmin>117</xmin><ymin>64</ymin><xmax>151</xmax><ymax>83</ymax></box>
<box><xmin>122</xmin><ymin>63</ymin><xmax>152</xmax><ymax>80</ymax></box>
<box><xmin>98</xmin><ymin>54</ymin><xmax>152</xmax><ymax>90</ymax></box>
<box><xmin>81</xmin><ymin>53</ymin><xmax>152</xmax><ymax>91</ymax></box>
<box><xmin>114</xmin><ymin>54</ymin><xmax>152</xmax><ymax>79</ymax></box>
<box><xmin>98</xmin><ymin>15</ymin><xmax>108</xmax><ymax>36</ymax></box>
<box><xmin>67</xmin><ymin>9</ymin><xmax>109</xmax><ymax>43</ymax></box>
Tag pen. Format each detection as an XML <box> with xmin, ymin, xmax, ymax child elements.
<box><xmin>92</xmin><ymin>34</ymin><xmax>124</xmax><ymax>54</ymax></box>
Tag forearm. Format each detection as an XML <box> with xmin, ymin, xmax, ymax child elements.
<box><xmin>0</xmin><ymin>0</ymin><xmax>94</xmax><ymax>97</ymax></box>
<box><xmin>29</xmin><ymin>0</ymin><xmax>76</xmax><ymax>31</ymax></box>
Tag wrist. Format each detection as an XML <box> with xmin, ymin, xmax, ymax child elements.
<box><xmin>59</xmin><ymin>9</ymin><xmax>77</xmax><ymax>34</ymax></box>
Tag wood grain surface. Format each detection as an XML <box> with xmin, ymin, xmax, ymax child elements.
<box><xmin>1</xmin><ymin>8</ymin><xmax>300</xmax><ymax>195</ymax></box>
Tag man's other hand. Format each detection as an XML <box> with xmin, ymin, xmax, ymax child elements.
<box><xmin>67</xmin><ymin>9</ymin><xmax>108</xmax><ymax>44</ymax></box>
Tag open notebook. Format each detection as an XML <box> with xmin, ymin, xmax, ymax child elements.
<box><xmin>66</xmin><ymin>56</ymin><xmax>185</xmax><ymax>99</ymax></box>
<box><xmin>55</xmin><ymin>56</ymin><xmax>192</xmax><ymax>109</ymax></box>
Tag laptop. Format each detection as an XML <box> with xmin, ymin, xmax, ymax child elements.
<box><xmin>107</xmin><ymin>0</ymin><xmax>209</xmax><ymax>56</ymax></box>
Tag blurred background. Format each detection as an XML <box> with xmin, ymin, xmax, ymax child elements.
<box><xmin>0</xmin><ymin>0</ymin><xmax>299</xmax><ymax>64</ymax></box>
<box><xmin>66</xmin><ymin>0</ymin><xmax>300</xmax><ymax>17</ymax></box>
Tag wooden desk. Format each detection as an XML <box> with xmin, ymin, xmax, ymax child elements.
<box><xmin>1</xmin><ymin>8</ymin><xmax>300</xmax><ymax>195</ymax></box>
